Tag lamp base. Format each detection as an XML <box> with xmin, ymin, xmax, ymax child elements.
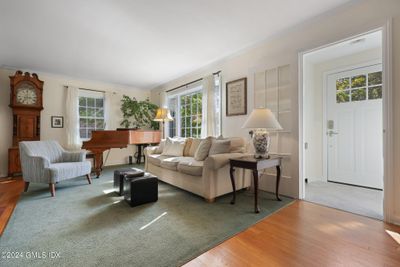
<box><xmin>252</xmin><ymin>128</ymin><xmax>270</xmax><ymax>159</ymax></box>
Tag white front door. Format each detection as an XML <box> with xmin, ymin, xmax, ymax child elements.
<box><xmin>326</xmin><ymin>64</ymin><xmax>383</xmax><ymax>189</ymax></box>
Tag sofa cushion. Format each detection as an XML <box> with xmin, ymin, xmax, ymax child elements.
<box><xmin>188</xmin><ymin>138</ymin><xmax>202</xmax><ymax>157</ymax></box>
<box><xmin>209</xmin><ymin>139</ymin><xmax>231</xmax><ymax>155</ymax></box>
<box><xmin>177</xmin><ymin>159</ymin><xmax>204</xmax><ymax>176</ymax></box>
<box><xmin>183</xmin><ymin>138</ymin><xmax>193</xmax><ymax>156</ymax></box>
<box><xmin>161</xmin><ymin>137</ymin><xmax>185</xmax><ymax>156</ymax></box>
<box><xmin>194</xmin><ymin>137</ymin><xmax>213</xmax><ymax>161</ymax></box>
<box><xmin>147</xmin><ymin>154</ymin><xmax>172</xmax><ymax>167</ymax></box>
<box><xmin>161</xmin><ymin>157</ymin><xmax>192</xmax><ymax>171</ymax></box>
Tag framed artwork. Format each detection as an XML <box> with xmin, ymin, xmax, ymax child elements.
<box><xmin>226</xmin><ymin>77</ymin><xmax>247</xmax><ymax>116</ymax></box>
<box><xmin>51</xmin><ymin>116</ymin><xmax>64</xmax><ymax>128</ymax></box>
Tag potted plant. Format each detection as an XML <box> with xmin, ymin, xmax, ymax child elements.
<box><xmin>120</xmin><ymin>95</ymin><xmax>159</xmax><ymax>130</ymax></box>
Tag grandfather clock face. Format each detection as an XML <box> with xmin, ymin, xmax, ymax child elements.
<box><xmin>16</xmin><ymin>82</ymin><xmax>38</xmax><ymax>105</ymax></box>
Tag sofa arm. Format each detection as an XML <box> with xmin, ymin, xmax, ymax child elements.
<box><xmin>204</xmin><ymin>153</ymin><xmax>246</xmax><ymax>170</ymax></box>
<box><xmin>144</xmin><ymin>146</ymin><xmax>159</xmax><ymax>156</ymax></box>
<box><xmin>62</xmin><ymin>151</ymin><xmax>86</xmax><ymax>162</ymax></box>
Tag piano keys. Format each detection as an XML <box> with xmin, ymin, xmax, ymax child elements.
<box><xmin>82</xmin><ymin>129</ymin><xmax>161</xmax><ymax>177</ymax></box>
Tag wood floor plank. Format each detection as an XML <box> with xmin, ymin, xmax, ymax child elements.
<box><xmin>0</xmin><ymin>176</ymin><xmax>24</xmax><ymax>236</ymax></box>
<box><xmin>184</xmin><ymin>201</ymin><xmax>400</xmax><ymax>267</ymax></box>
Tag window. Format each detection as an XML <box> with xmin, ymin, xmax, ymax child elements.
<box><xmin>168</xmin><ymin>89</ymin><xmax>203</xmax><ymax>138</ymax></box>
<box><xmin>79</xmin><ymin>91</ymin><xmax>105</xmax><ymax>139</ymax></box>
<box><xmin>180</xmin><ymin>91</ymin><xmax>202</xmax><ymax>138</ymax></box>
<box><xmin>167</xmin><ymin>75</ymin><xmax>221</xmax><ymax>138</ymax></box>
<box><xmin>336</xmin><ymin>71</ymin><xmax>382</xmax><ymax>103</ymax></box>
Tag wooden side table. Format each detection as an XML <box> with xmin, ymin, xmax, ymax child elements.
<box><xmin>229</xmin><ymin>156</ymin><xmax>282</xmax><ymax>213</ymax></box>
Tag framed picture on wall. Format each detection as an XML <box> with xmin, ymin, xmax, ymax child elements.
<box><xmin>226</xmin><ymin>77</ymin><xmax>247</xmax><ymax>116</ymax></box>
<box><xmin>51</xmin><ymin>116</ymin><xmax>64</xmax><ymax>128</ymax></box>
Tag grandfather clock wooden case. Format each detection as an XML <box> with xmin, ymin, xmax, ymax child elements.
<box><xmin>8</xmin><ymin>71</ymin><xmax>44</xmax><ymax>176</ymax></box>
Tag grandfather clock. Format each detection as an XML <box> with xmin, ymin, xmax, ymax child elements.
<box><xmin>8</xmin><ymin>71</ymin><xmax>44</xmax><ymax>176</ymax></box>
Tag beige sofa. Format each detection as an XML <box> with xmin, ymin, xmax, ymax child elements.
<box><xmin>144</xmin><ymin>137</ymin><xmax>251</xmax><ymax>202</ymax></box>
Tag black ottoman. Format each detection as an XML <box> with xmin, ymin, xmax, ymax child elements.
<box><xmin>124</xmin><ymin>174</ymin><xmax>158</xmax><ymax>207</ymax></box>
<box><xmin>113</xmin><ymin>168</ymin><xmax>144</xmax><ymax>196</ymax></box>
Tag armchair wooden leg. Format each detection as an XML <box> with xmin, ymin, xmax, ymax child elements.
<box><xmin>49</xmin><ymin>183</ymin><xmax>55</xmax><ymax>197</ymax></box>
<box><xmin>24</xmin><ymin>182</ymin><xmax>30</xmax><ymax>192</ymax></box>
<box><xmin>86</xmin><ymin>174</ymin><xmax>92</xmax><ymax>184</ymax></box>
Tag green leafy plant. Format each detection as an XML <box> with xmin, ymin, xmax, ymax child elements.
<box><xmin>120</xmin><ymin>95</ymin><xmax>159</xmax><ymax>130</ymax></box>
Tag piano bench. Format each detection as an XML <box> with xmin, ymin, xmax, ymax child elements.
<box><xmin>124</xmin><ymin>175</ymin><xmax>158</xmax><ymax>207</ymax></box>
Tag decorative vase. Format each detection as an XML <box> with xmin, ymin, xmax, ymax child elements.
<box><xmin>252</xmin><ymin>128</ymin><xmax>270</xmax><ymax>159</ymax></box>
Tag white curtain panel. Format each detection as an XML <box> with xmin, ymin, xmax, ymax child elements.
<box><xmin>201</xmin><ymin>74</ymin><xmax>221</xmax><ymax>137</ymax></box>
<box><xmin>104</xmin><ymin>91</ymin><xmax>113</xmax><ymax>130</ymax></box>
<box><xmin>65</xmin><ymin>86</ymin><xmax>82</xmax><ymax>150</ymax></box>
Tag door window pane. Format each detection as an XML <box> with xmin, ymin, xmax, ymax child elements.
<box><xmin>351</xmin><ymin>75</ymin><xmax>366</xmax><ymax>88</ymax></box>
<box><xmin>368</xmin><ymin>86</ymin><xmax>382</xmax><ymax>100</ymax></box>
<box><xmin>336</xmin><ymin>78</ymin><xmax>350</xmax><ymax>90</ymax></box>
<box><xmin>368</xmin><ymin>71</ymin><xmax>382</xmax><ymax>86</ymax></box>
<box><xmin>336</xmin><ymin>91</ymin><xmax>350</xmax><ymax>103</ymax></box>
<box><xmin>351</xmin><ymin>88</ymin><xmax>366</xmax><ymax>101</ymax></box>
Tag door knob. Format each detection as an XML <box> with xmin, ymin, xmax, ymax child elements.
<box><xmin>327</xmin><ymin>130</ymin><xmax>339</xmax><ymax>137</ymax></box>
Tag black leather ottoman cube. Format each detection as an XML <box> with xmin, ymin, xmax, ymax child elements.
<box><xmin>113</xmin><ymin>168</ymin><xmax>144</xmax><ymax>196</ymax></box>
<box><xmin>124</xmin><ymin>175</ymin><xmax>158</xmax><ymax>207</ymax></box>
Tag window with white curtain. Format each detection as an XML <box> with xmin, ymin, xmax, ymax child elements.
<box><xmin>78</xmin><ymin>90</ymin><xmax>105</xmax><ymax>140</ymax></box>
<box><xmin>168</xmin><ymin>86</ymin><xmax>203</xmax><ymax>138</ymax></box>
<box><xmin>167</xmin><ymin>74</ymin><xmax>221</xmax><ymax>138</ymax></box>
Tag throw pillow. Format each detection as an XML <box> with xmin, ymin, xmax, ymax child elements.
<box><xmin>188</xmin><ymin>138</ymin><xmax>202</xmax><ymax>157</ymax></box>
<box><xmin>155</xmin><ymin>139</ymin><xmax>166</xmax><ymax>154</ymax></box>
<box><xmin>209</xmin><ymin>139</ymin><xmax>231</xmax><ymax>155</ymax></box>
<box><xmin>183</xmin><ymin>138</ymin><xmax>193</xmax><ymax>156</ymax></box>
<box><xmin>161</xmin><ymin>137</ymin><xmax>185</xmax><ymax>156</ymax></box>
<box><xmin>228</xmin><ymin>137</ymin><xmax>245</xmax><ymax>153</ymax></box>
<box><xmin>194</xmin><ymin>136</ymin><xmax>213</xmax><ymax>161</ymax></box>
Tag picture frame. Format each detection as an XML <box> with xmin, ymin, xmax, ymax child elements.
<box><xmin>226</xmin><ymin>77</ymin><xmax>247</xmax><ymax>116</ymax></box>
<box><xmin>51</xmin><ymin>116</ymin><xmax>64</xmax><ymax>128</ymax></box>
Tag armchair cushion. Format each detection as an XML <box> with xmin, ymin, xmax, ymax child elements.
<box><xmin>48</xmin><ymin>162</ymin><xmax>91</xmax><ymax>183</ymax></box>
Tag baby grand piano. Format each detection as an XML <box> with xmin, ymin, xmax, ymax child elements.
<box><xmin>82</xmin><ymin>129</ymin><xmax>161</xmax><ymax>177</ymax></box>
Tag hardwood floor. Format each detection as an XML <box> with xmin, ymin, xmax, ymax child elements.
<box><xmin>184</xmin><ymin>201</ymin><xmax>400</xmax><ymax>267</ymax></box>
<box><xmin>0</xmin><ymin>176</ymin><xmax>24</xmax><ymax>235</ymax></box>
<box><xmin>1</xmin><ymin>177</ymin><xmax>400</xmax><ymax>266</ymax></box>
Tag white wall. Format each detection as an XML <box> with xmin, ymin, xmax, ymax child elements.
<box><xmin>0</xmin><ymin>68</ymin><xmax>150</xmax><ymax>177</ymax></box>
<box><xmin>304</xmin><ymin>47</ymin><xmax>382</xmax><ymax>182</ymax></box>
<box><xmin>150</xmin><ymin>0</ymin><xmax>400</xmax><ymax>223</ymax></box>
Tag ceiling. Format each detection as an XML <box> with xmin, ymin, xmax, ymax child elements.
<box><xmin>304</xmin><ymin>30</ymin><xmax>382</xmax><ymax>64</ymax></box>
<box><xmin>0</xmin><ymin>0</ymin><xmax>352</xmax><ymax>89</ymax></box>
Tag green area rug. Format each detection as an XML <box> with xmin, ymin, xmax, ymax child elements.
<box><xmin>0</xmin><ymin>165</ymin><xmax>293</xmax><ymax>267</ymax></box>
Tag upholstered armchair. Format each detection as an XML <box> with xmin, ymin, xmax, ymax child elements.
<box><xmin>19</xmin><ymin>140</ymin><xmax>92</xmax><ymax>197</ymax></box>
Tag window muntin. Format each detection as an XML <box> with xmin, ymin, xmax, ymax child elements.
<box><xmin>79</xmin><ymin>93</ymin><xmax>105</xmax><ymax>140</ymax></box>
<box><xmin>180</xmin><ymin>91</ymin><xmax>202</xmax><ymax>138</ymax></box>
<box><xmin>168</xmin><ymin>89</ymin><xmax>202</xmax><ymax>138</ymax></box>
<box><xmin>336</xmin><ymin>71</ymin><xmax>382</xmax><ymax>103</ymax></box>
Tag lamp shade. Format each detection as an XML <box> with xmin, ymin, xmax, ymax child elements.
<box><xmin>153</xmin><ymin>107</ymin><xmax>173</xmax><ymax>122</ymax></box>
<box><xmin>242</xmin><ymin>108</ymin><xmax>282</xmax><ymax>130</ymax></box>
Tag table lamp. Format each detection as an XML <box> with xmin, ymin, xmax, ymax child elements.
<box><xmin>153</xmin><ymin>107</ymin><xmax>173</xmax><ymax>139</ymax></box>
<box><xmin>242</xmin><ymin>108</ymin><xmax>282</xmax><ymax>158</ymax></box>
